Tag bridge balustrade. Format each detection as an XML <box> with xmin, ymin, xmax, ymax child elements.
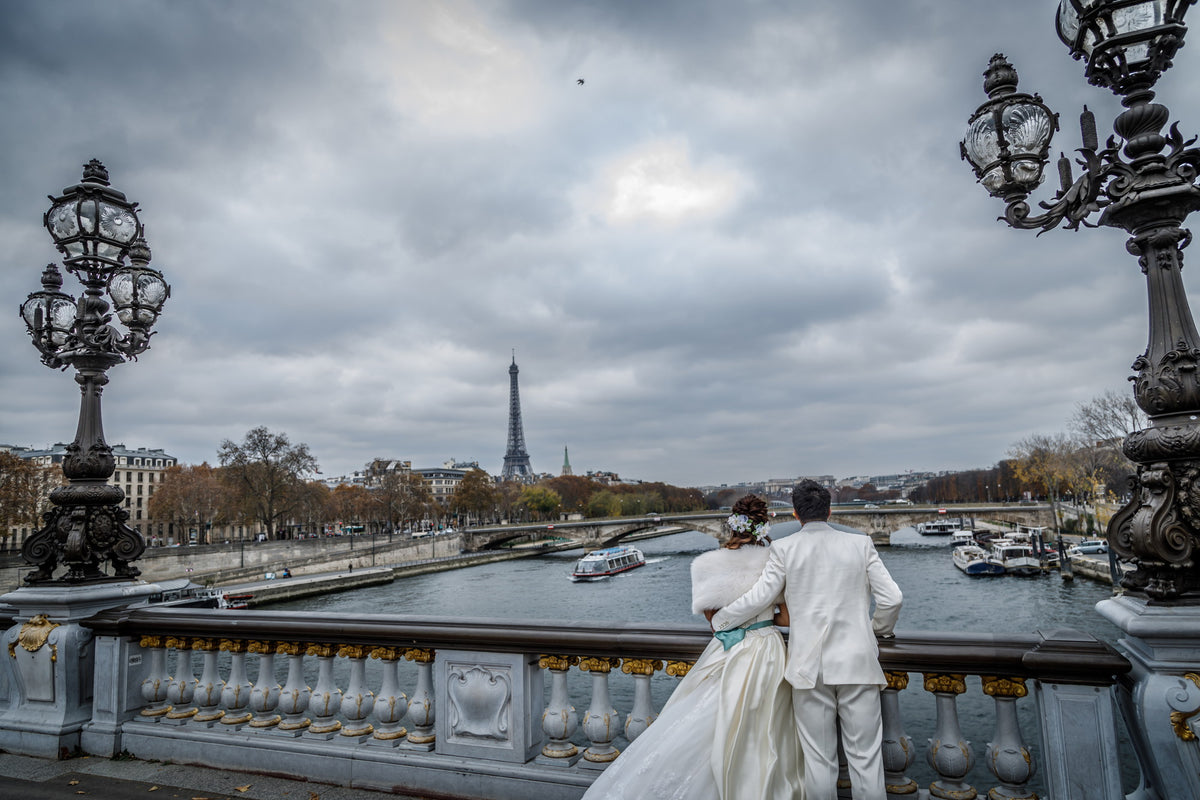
<box><xmin>57</xmin><ymin>607</ymin><xmax>1132</xmax><ymax>800</ymax></box>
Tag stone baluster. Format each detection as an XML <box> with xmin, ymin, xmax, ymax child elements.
<box><xmin>881</xmin><ymin>671</ymin><xmax>918</xmax><ymax>798</ymax></box>
<box><xmin>339</xmin><ymin>645</ymin><xmax>375</xmax><ymax>739</ymax></box>
<box><xmin>579</xmin><ymin>656</ymin><xmax>622</xmax><ymax>766</ymax></box>
<box><xmin>537</xmin><ymin>655</ymin><xmax>580</xmax><ymax>764</ymax></box>
<box><xmin>274</xmin><ymin>641</ymin><xmax>311</xmax><ymax>735</ymax></box>
<box><xmin>191</xmin><ymin>638</ymin><xmax>226</xmax><ymax>724</ymax></box>
<box><xmin>369</xmin><ymin>647</ymin><xmax>408</xmax><ymax>744</ymax></box>
<box><xmin>982</xmin><ymin>676</ymin><xmax>1037</xmax><ymax>800</ymax></box>
<box><xmin>219</xmin><ymin>639</ymin><xmax>254</xmax><ymax>726</ymax></box>
<box><xmin>164</xmin><ymin>637</ymin><xmax>199</xmax><ymax>722</ymax></box>
<box><xmin>622</xmin><ymin>658</ymin><xmax>662</xmax><ymax>742</ymax></box>
<box><xmin>923</xmin><ymin>673</ymin><xmax>976</xmax><ymax>800</ymax></box>
<box><xmin>247</xmin><ymin>640</ymin><xmax>281</xmax><ymax>728</ymax></box>
<box><xmin>403</xmin><ymin>647</ymin><xmax>436</xmax><ymax>749</ymax></box>
<box><xmin>138</xmin><ymin>636</ymin><xmax>172</xmax><ymax>718</ymax></box>
<box><xmin>305</xmin><ymin>643</ymin><xmax>344</xmax><ymax>737</ymax></box>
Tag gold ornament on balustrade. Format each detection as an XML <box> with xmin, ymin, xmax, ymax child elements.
<box><xmin>1170</xmin><ymin>672</ymin><xmax>1200</xmax><ymax>741</ymax></box>
<box><xmin>306</xmin><ymin>643</ymin><xmax>339</xmax><ymax>659</ymax></box>
<box><xmin>538</xmin><ymin>654</ymin><xmax>580</xmax><ymax>671</ymax></box>
<box><xmin>246</xmin><ymin>640</ymin><xmax>275</xmax><ymax>655</ymax></box>
<box><xmin>338</xmin><ymin>644</ymin><xmax>370</xmax><ymax>660</ymax></box>
<box><xmin>981</xmin><ymin>676</ymin><xmax>1028</xmax><ymax>698</ymax></box>
<box><xmin>404</xmin><ymin>647</ymin><xmax>435</xmax><ymax>663</ymax></box>
<box><xmin>370</xmin><ymin>646</ymin><xmax>401</xmax><ymax>661</ymax></box>
<box><xmin>139</xmin><ymin>635</ymin><xmax>164</xmax><ymax>649</ymax></box>
<box><xmin>10</xmin><ymin>614</ymin><xmax>60</xmax><ymax>661</ymax></box>
<box><xmin>165</xmin><ymin>636</ymin><xmax>190</xmax><ymax>651</ymax></box>
<box><xmin>923</xmin><ymin>673</ymin><xmax>967</xmax><ymax>695</ymax></box>
<box><xmin>885</xmin><ymin>671</ymin><xmax>910</xmax><ymax>692</ymax></box>
<box><xmin>579</xmin><ymin>656</ymin><xmax>622</xmax><ymax>674</ymax></box>
<box><xmin>665</xmin><ymin>660</ymin><xmax>694</xmax><ymax>678</ymax></box>
<box><xmin>275</xmin><ymin>641</ymin><xmax>304</xmax><ymax>657</ymax></box>
<box><xmin>191</xmin><ymin>638</ymin><xmax>218</xmax><ymax>653</ymax></box>
<box><xmin>220</xmin><ymin>639</ymin><xmax>248</xmax><ymax>654</ymax></box>
<box><xmin>622</xmin><ymin>659</ymin><xmax>663</xmax><ymax>676</ymax></box>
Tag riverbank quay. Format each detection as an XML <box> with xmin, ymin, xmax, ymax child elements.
<box><xmin>222</xmin><ymin>543</ymin><xmax>585</xmax><ymax>608</ymax></box>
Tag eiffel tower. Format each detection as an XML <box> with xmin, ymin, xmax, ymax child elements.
<box><xmin>501</xmin><ymin>355</ymin><xmax>533</xmax><ymax>481</ymax></box>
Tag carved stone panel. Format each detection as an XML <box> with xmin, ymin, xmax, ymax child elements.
<box><xmin>435</xmin><ymin>649</ymin><xmax>542</xmax><ymax>763</ymax></box>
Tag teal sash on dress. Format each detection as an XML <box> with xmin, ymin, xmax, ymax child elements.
<box><xmin>713</xmin><ymin>619</ymin><xmax>773</xmax><ymax>651</ymax></box>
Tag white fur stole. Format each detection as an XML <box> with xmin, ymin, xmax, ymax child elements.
<box><xmin>690</xmin><ymin>546</ymin><xmax>772</xmax><ymax>615</ymax></box>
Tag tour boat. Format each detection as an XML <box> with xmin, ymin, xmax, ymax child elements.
<box><xmin>918</xmin><ymin>518</ymin><xmax>966</xmax><ymax>535</ymax></box>
<box><xmin>952</xmin><ymin>544</ymin><xmax>1005</xmax><ymax>576</ymax></box>
<box><xmin>990</xmin><ymin>539</ymin><xmax>1044</xmax><ymax>576</ymax></box>
<box><xmin>142</xmin><ymin>579</ymin><xmax>252</xmax><ymax>609</ymax></box>
<box><xmin>571</xmin><ymin>545</ymin><xmax>646</xmax><ymax>581</ymax></box>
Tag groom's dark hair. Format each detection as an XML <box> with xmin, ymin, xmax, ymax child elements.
<box><xmin>792</xmin><ymin>479</ymin><xmax>831</xmax><ymax>522</ymax></box>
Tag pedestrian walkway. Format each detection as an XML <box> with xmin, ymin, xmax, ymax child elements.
<box><xmin>0</xmin><ymin>752</ymin><xmax>441</xmax><ymax>800</ymax></box>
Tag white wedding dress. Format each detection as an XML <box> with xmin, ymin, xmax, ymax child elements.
<box><xmin>582</xmin><ymin>545</ymin><xmax>805</xmax><ymax>800</ymax></box>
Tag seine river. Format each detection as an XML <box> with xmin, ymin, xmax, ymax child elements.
<box><xmin>268</xmin><ymin>525</ymin><xmax>1133</xmax><ymax>793</ymax></box>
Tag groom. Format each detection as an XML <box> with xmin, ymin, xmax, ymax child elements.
<box><xmin>711</xmin><ymin>479</ymin><xmax>902</xmax><ymax>800</ymax></box>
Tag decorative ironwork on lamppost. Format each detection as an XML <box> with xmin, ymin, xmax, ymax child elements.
<box><xmin>963</xmin><ymin>1</ymin><xmax>1200</xmax><ymax>601</ymax></box>
<box><xmin>17</xmin><ymin>160</ymin><xmax>169</xmax><ymax>585</ymax></box>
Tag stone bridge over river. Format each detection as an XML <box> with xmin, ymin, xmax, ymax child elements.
<box><xmin>459</xmin><ymin>504</ymin><xmax>1056</xmax><ymax>552</ymax></box>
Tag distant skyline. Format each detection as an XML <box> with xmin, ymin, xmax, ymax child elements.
<box><xmin>2</xmin><ymin>1</ymin><xmax>1194</xmax><ymax>487</ymax></box>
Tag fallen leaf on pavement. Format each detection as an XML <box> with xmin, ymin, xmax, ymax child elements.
<box><xmin>235</xmin><ymin>786</ymin><xmax>251</xmax><ymax>793</ymax></box>
<box><xmin>69</xmin><ymin>780</ymin><xmax>80</xmax><ymax>785</ymax></box>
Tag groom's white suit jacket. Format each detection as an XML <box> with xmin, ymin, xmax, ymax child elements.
<box><xmin>711</xmin><ymin>521</ymin><xmax>902</xmax><ymax>690</ymax></box>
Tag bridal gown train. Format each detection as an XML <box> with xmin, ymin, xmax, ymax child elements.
<box><xmin>581</xmin><ymin>546</ymin><xmax>805</xmax><ymax>800</ymax></box>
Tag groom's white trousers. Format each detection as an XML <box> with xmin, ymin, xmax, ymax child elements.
<box><xmin>791</xmin><ymin>678</ymin><xmax>885</xmax><ymax>800</ymax></box>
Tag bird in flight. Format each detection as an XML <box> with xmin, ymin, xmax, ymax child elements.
<box><xmin>577</xmin><ymin>78</ymin><xmax>585</xmax><ymax>85</ymax></box>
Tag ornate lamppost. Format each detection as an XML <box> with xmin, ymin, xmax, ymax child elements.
<box><xmin>17</xmin><ymin>160</ymin><xmax>169</xmax><ymax>585</ymax></box>
<box><xmin>963</xmin><ymin>4</ymin><xmax>1200</xmax><ymax>795</ymax></box>
<box><xmin>962</xmin><ymin>1</ymin><xmax>1200</xmax><ymax>602</ymax></box>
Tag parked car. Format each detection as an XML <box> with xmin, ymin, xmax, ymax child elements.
<box><xmin>1068</xmin><ymin>540</ymin><xmax>1108</xmax><ymax>556</ymax></box>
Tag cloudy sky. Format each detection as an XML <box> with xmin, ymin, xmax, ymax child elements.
<box><xmin>2</xmin><ymin>0</ymin><xmax>1197</xmax><ymax>488</ymax></box>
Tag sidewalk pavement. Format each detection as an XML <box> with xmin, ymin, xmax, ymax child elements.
<box><xmin>0</xmin><ymin>752</ymin><xmax>442</xmax><ymax>800</ymax></box>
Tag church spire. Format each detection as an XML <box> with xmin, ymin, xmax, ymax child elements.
<box><xmin>562</xmin><ymin>445</ymin><xmax>572</xmax><ymax>476</ymax></box>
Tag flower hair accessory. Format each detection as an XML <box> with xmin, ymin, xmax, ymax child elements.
<box><xmin>726</xmin><ymin>513</ymin><xmax>770</xmax><ymax>542</ymax></box>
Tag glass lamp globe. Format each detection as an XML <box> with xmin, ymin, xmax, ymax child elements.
<box><xmin>1057</xmin><ymin>0</ymin><xmax>1195</xmax><ymax>92</ymax></box>
<box><xmin>962</xmin><ymin>55</ymin><xmax>1058</xmax><ymax>200</ymax></box>
<box><xmin>107</xmin><ymin>238</ymin><xmax>169</xmax><ymax>328</ymax></box>
<box><xmin>44</xmin><ymin>159</ymin><xmax>142</xmax><ymax>272</ymax></box>
<box><xmin>20</xmin><ymin>264</ymin><xmax>77</xmax><ymax>347</ymax></box>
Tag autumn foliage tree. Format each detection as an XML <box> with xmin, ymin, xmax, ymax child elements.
<box><xmin>147</xmin><ymin>463</ymin><xmax>225</xmax><ymax>543</ymax></box>
<box><xmin>0</xmin><ymin>452</ymin><xmax>62</xmax><ymax>544</ymax></box>
<box><xmin>218</xmin><ymin>426</ymin><xmax>319</xmax><ymax>539</ymax></box>
<box><xmin>451</xmin><ymin>469</ymin><xmax>499</xmax><ymax>525</ymax></box>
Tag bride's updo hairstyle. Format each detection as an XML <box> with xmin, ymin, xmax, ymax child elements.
<box><xmin>725</xmin><ymin>494</ymin><xmax>771</xmax><ymax>547</ymax></box>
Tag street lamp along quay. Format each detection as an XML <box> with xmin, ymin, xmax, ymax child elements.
<box><xmin>962</xmin><ymin>0</ymin><xmax>1200</xmax><ymax>601</ymax></box>
<box><xmin>18</xmin><ymin>160</ymin><xmax>169</xmax><ymax>585</ymax></box>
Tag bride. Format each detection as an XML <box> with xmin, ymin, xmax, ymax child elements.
<box><xmin>582</xmin><ymin>494</ymin><xmax>804</xmax><ymax>800</ymax></box>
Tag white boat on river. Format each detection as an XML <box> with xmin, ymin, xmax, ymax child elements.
<box><xmin>571</xmin><ymin>545</ymin><xmax>647</xmax><ymax>581</ymax></box>
<box><xmin>990</xmin><ymin>538</ymin><xmax>1044</xmax><ymax>576</ymax></box>
<box><xmin>953</xmin><ymin>544</ymin><xmax>1005</xmax><ymax>576</ymax></box>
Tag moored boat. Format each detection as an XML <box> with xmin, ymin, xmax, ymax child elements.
<box><xmin>571</xmin><ymin>545</ymin><xmax>646</xmax><ymax>581</ymax></box>
<box><xmin>950</xmin><ymin>530</ymin><xmax>976</xmax><ymax>548</ymax></box>
<box><xmin>953</xmin><ymin>544</ymin><xmax>1005</xmax><ymax>576</ymax></box>
<box><xmin>141</xmin><ymin>578</ymin><xmax>250</xmax><ymax>609</ymax></box>
<box><xmin>990</xmin><ymin>538</ymin><xmax>1044</xmax><ymax>576</ymax></box>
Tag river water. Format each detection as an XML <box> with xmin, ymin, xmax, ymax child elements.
<box><xmin>268</xmin><ymin>525</ymin><xmax>1134</xmax><ymax>793</ymax></box>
